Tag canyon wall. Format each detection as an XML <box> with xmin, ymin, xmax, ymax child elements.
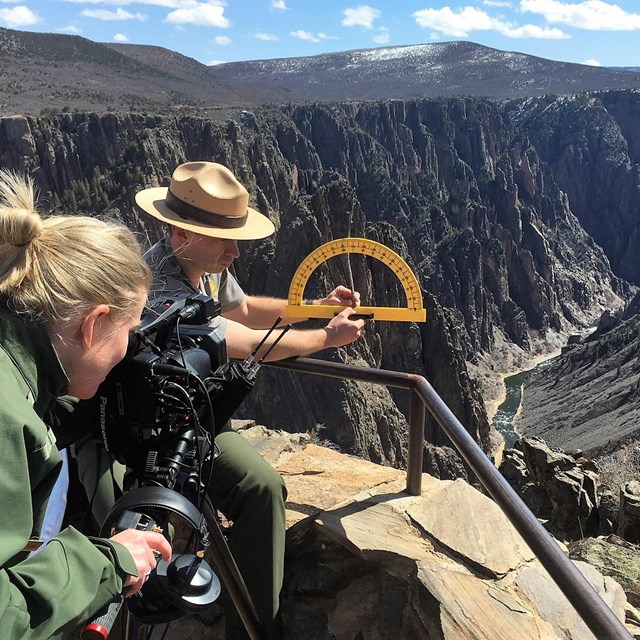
<box><xmin>1</xmin><ymin>92</ymin><xmax>636</xmax><ymax>465</ymax></box>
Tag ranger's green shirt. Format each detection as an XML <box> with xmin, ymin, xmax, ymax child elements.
<box><xmin>0</xmin><ymin>306</ymin><xmax>137</xmax><ymax>639</ymax></box>
<box><xmin>144</xmin><ymin>236</ymin><xmax>245</xmax><ymax>335</ymax></box>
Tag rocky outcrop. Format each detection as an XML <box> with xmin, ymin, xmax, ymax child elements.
<box><xmin>620</xmin><ymin>482</ymin><xmax>640</xmax><ymax>544</ymax></box>
<box><xmin>158</xmin><ymin>426</ymin><xmax>633</xmax><ymax>640</ymax></box>
<box><xmin>500</xmin><ymin>431</ymin><xmax>640</xmax><ymax>605</ymax></box>
<box><xmin>500</xmin><ymin>437</ymin><xmax>600</xmax><ymax>539</ymax></box>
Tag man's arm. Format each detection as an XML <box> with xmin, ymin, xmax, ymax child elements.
<box><xmin>223</xmin><ymin>306</ymin><xmax>365</xmax><ymax>361</ymax></box>
<box><xmin>227</xmin><ymin>286</ymin><xmax>361</xmax><ymax>329</ymax></box>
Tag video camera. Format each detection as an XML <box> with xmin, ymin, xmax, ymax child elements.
<box><xmin>80</xmin><ymin>294</ymin><xmax>268</xmax><ymax>637</ymax></box>
<box><xmin>92</xmin><ymin>293</ymin><xmax>229</xmax><ymax>492</ymax></box>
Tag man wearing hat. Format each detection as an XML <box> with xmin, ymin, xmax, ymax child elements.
<box><xmin>134</xmin><ymin>161</ymin><xmax>366</xmax><ymax>637</ymax></box>
<box><xmin>137</xmin><ymin>161</ymin><xmax>365</xmax><ymax>358</ymax></box>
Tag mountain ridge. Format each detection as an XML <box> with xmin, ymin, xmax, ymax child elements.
<box><xmin>119</xmin><ymin>39</ymin><xmax>640</xmax><ymax>103</ymax></box>
<box><xmin>2</xmin><ymin>26</ymin><xmax>640</xmax><ymax>115</ymax></box>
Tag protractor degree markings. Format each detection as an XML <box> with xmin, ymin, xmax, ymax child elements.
<box><xmin>285</xmin><ymin>238</ymin><xmax>426</xmax><ymax>322</ymax></box>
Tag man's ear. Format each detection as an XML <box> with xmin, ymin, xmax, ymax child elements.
<box><xmin>79</xmin><ymin>304</ymin><xmax>110</xmax><ymax>349</ymax></box>
<box><xmin>172</xmin><ymin>225</ymin><xmax>190</xmax><ymax>241</ymax></box>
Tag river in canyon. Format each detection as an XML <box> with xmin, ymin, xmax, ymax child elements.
<box><xmin>492</xmin><ymin>356</ymin><xmax>559</xmax><ymax>448</ymax></box>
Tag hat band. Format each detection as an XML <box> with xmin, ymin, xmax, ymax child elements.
<box><xmin>166</xmin><ymin>190</ymin><xmax>248</xmax><ymax>229</ymax></box>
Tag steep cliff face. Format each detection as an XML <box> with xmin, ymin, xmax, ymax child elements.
<box><xmin>505</xmin><ymin>91</ymin><xmax>640</xmax><ymax>455</ymax></box>
<box><xmin>513</xmin><ymin>90</ymin><xmax>640</xmax><ymax>284</ymax></box>
<box><xmin>280</xmin><ymin>100</ymin><xmax>622</xmax><ymax>344</ymax></box>
<box><xmin>516</xmin><ymin>293</ymin><xmax>640</xmax><ymax>456</ymax></box>
<box><xmin>0</xmin><ymin>95</ymin><xmax>627</xmax><ymax>465</ymax></box>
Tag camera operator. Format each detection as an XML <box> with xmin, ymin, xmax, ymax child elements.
<box><xmin>76</xmin><ymin>162</ymin><xmax>365</xmax><ymax>638</ymax></box>
<box><xmin>0</xmin><ymin>171</ymin><xmax>172</xmax><ymax>639</ymax></box>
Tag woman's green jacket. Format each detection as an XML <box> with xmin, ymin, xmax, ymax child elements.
<box><xmin>0</xmin><ymin>307</ymin><xmax>137</xmax><ymax>639</ymax></box>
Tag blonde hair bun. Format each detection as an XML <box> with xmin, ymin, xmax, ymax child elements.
<box><xmin>0</xmin><ymin>207</ymin><xmax>43</xmax><ymax>248</ymax></box>
<box><xmin>0</xmin><ymin>170</ymin><xmax>151</xmax><ymax>329</ymax></box>
<box><xmin>0</xmin><ymin>170</ymin><xmax>42</xmax><ymax>249</ymax></box>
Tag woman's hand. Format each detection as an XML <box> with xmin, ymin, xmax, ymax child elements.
<box><xmin>110</xmin><ymin>529</ymin><xmax>172</xmax><ymax>596</ymax></box>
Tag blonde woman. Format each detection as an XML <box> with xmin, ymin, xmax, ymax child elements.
<box><xmin>0</xmin><ymin>170</ymin><xmax>171</xmax><ymax>639</ymax></box>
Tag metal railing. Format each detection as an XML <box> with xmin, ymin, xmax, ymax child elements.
<box><xmin>267</xmin><ymin>356</ymin><xmax>632</xmax><ymax>640</ymax></box>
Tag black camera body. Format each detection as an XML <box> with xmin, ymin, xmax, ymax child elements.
<box><xmin>80</xmin><ymin>294</ymin><xmax>236</xmax><ymax>631</ymax></box>
<box><xmin>91</xmin><ymin>294</ymin><xmax>227</xmax><ymax>487</ymax></box>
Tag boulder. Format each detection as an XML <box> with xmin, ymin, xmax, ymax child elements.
<box><xmin>619</xmin><ymin>481</ymin><xmax>640</xmax><ymax>544</ymax></box>
<box><xmin>505</xmin><ymin>437</ymin><xmax>600</xmax><ymax>538</ymax></box>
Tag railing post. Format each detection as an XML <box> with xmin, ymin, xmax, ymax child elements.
<box><xmin>407</xmin><ymin>390</ymin><xmax>425</xmax><ymax>496</ymax></box>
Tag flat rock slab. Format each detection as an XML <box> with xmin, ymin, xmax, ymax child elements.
<box><xmin>316</xmin><ymin>477</ymin><xmax>536</xmax><ymax>577</ymax></box>
<box><xmin>516</xmin><ymin>559</ymin><xmax>627</xmax><ymax>640</ymax></box>
<box><xmin>274</xmin><ymin>443</ymin><xmax>406</xmax><ymax>528</ymax></box>
<box><xmin>417</xmin><ymin>563</ymin><xmax>558</xmax><ymax>640</ymax></box>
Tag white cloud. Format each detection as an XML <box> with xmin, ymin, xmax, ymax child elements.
<box><xmin>113</xmin><ymin>33</ymin><xmax>129</xmax><ymax>41</ymax></box>
<box><xmin>290</xmin><ymin>30</ymin><xmax>318</xmax><ymax>42</ymax></box>
<box><xmin>413</xmin><ymin>7</ymin><xmax>500</xmax><ymax>37</ymax></box>
<box><xmin>373</xmin><ymin>26</ymin><xmax>389</xmax><ymax>44</ymax></box>
<box><xmin>255</xmin><ymin>31</ymin><xmax>279</xmax><ymax>41</ymax></box>
<box><xmin>290</xmin><ymin>29</ymin><xmax>337</xmax><ymax>42</ymax></box>
<box><xmin>342</xmin><ymin>5</ymin><xmax>380</xmax><ymax>29</ymax></box>
<box><xmin>165</xmin><ymin>2</ymin><xmax>229</xmax><ymax>27</ymax></box>
<box><xmin>81</xmin><ymin>8</ymin><xmax>147</xmax><ymax>20</ymax></box>
<box><xmin>581</xmin><ymin>58</ymin><xmax>602</xmax><ymax>66</ymax></box>
<box><xmin>214</xmin><ymin>35</ymin><xmax>231</xmax><ymax>45</ymax></box>
<box><xmin>66</xmin><ymin>0</ymin><xmax>204</xmax><ymax>6</ymax></box>
<box><xmin>502</xmin><ymin>24</ymin><xmax>569</xmax><ymax>38</ymax></box>
<box><xmin>207</xmin><ymin>59</ymin><xmax>225</xmax><ymax>65</ymax></box>
<box><xmin>0</xmin><ymin>6</ymin><xmax>42</xmax><ymax>27</ymax></box>
<box><xmin>58</xmin><ymin>24</ymin><xmax>83</xmax><ymax>33</ymax></box>
<box><xmin>520</xmin><ymin>0</ymin><xmax>640</xmax><ymax>31</ymax></box>
<box><xmin>413</xmin><ymin>6</ymin><xmax>568</xmax><ymax>39</ymax></box>
<box><xmin>270</xmin><ymin>0</ymin><xmax>288</xmax><ymax>10</ymax></box>
<box><xmin>484</xmin><ymin>0</ymin><xmax>512</xmax><ymax>6</ymax></box>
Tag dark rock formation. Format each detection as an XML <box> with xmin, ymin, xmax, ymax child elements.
<box><xmin>513</xmin><ymin>91</ymin><xmax>640</xmax><ymax>285</ymax></box>
<box><xmin>501</xmin><ymin>433</ymin><xmax>640</xmax><ymax>588</ymax></box>
<box><xmin>0</xmin><ymin>93</ymin><xmax>631</xmax><ymax>466</ymax></box>
<box><xmin>620</xmin><ymin>481</ymin><xmax>640</xmax><ymax>544</ymax></box>
<box><xmin>500</xmin><ymin>437</ymin><xmax>599</xmax><ymax>539</ymax></box>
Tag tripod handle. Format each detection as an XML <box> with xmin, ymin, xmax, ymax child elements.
<box><xmin>80</xmin><ymin>596</ymin><xmax>124</xmax><ymax>640</ymax></box>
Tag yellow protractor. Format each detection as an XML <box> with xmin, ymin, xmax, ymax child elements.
<box><xmin>284</xmin><ymin>238</ymin><xmax>426</xmax><ymax>322</ymax></box>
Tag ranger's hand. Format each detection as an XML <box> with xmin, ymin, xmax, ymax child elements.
<box><xmin>111</xmin><ymin>529</ymin><xmax>172</xmax><ymax>596</ymax></box>
<box><xmin>323</xmin><ymin>307</ymin><xmax>365</xmax><ymax>347</ymax></box>
<box><xmin>319</xmin><ymin>285</ymin><xmax>361</xmax><ymax>308</ymax></box>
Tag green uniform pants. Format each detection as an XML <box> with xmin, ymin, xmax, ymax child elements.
<box><xmin>73</xmin><ymin>427</ymin><xmax>287</xmax><ymax>636</ymax></box>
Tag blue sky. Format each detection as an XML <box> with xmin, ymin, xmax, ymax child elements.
<box><xmin>1</xmin><ymin>1</ymin><xmax>639</xmax><ymax>68</ymax></box>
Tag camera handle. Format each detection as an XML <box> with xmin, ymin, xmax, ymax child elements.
<box><xmin>80</xmin><ymin>597</ymin><xmax>124</xmax><ymax>640</ymax></box>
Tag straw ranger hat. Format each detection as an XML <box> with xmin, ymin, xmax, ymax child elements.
<box><xmin>135</xmin><ymin>162</ymin><xmax>275</xmax><ymax>240</ymax></box>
